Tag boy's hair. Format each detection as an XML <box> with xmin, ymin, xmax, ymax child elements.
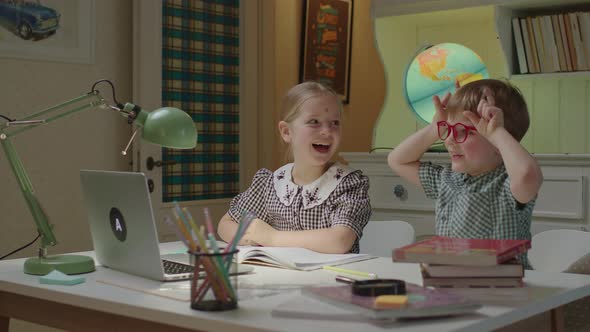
<box><xmin>446</xmin><ymin>79</ymin><xmax>529</xmax><ymax>142</ymax></box>
<box><xmin>280</xmin><ymin>82</ymin><xmax>342</xmax><ymax>163</ymax></box>
<box><xmin>281</xmin><ymin>81</ymin><xmax>342</xmax><ymax>123</ymax></box>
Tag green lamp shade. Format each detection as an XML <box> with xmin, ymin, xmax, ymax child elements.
<box><xmin>403</xmin><ymin>42</ymin><xmax>489</xmax><ymax>123</ymax></box>
<box><xmin>140</xmin><ymin>107</ymin><xmax>197</xmax><ymax>149</ymax></box>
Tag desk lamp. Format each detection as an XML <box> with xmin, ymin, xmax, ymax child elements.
<box><xmin>0</xmin><ymin>79</ymin><xmax>197</xmax><ymax>275</ymax></box>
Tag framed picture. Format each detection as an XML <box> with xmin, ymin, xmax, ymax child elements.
<box><xmin>300</xmin><ymin>0</ymin><xmax>353</xmax><ymax>104</ymax></box>
<box><xmin>0</xmin><ymin>0</ymin><xmax>95</xmax><ymax>64</ymax></box>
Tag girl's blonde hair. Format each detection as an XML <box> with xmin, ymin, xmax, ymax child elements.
<box><xmin>280</xmin><ymin>82</ymin><xmax>342</xmax><ymax>162</ymax></box>
<box><xmin>281</xmin><ymin>81</ymin><xmax>342</xmax><ymax>122</ymax></box>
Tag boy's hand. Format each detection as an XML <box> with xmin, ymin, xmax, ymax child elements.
<box><xmin>463</xmin><ymin>87</ymin><xmax>504</xmax><ymax>139</ymax></box>
<box><xmin>431</xmin><ymin>79</ymin><xmax>460</xmax><ymax>126</ymax></box>
<box><xmin>432</xmin><ymin>92</ymin><xmax>450</xmax><ymax>125</ymax></box>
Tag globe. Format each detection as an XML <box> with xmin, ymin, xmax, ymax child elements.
<box><xmin>403</xmin><ymin>43</ymin><xmax>489</xmax><ymax>124</ymax></box>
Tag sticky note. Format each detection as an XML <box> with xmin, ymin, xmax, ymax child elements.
<box><xmin>39</xmin><ymin>270</ymin><xmax>86</xmax><ymax>286</ymax></box>
<box><xmin>374</xmin><ymin>295</ymin><xmax>408</xmax><ymax>309</ymax></box>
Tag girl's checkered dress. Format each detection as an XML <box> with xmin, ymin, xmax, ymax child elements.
<box><xmin>228</xmin><ymin>163</ymin><xmax>371</xmax><ymax>253</ymax></box>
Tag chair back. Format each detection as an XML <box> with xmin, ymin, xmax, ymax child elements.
<box><xmin>529</xmin><ymin>229</ymin><xmax>590</xmax><ymax>272</ymax></box>
<box><xmin>359</xmin><ymin>220</ymin><xmax>415</xmax><ymax>257</ymax></box>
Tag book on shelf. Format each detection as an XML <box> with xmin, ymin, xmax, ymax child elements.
<box><xmin>533</xmin><ymin>16</ymin><xmax>548</xmax><ymax>72</ymax></box>
<box><xmin>422</xmin><ymin>277</ymin><xmax>524</xmax><ymax>288</ymax></box>
<box><xmin>564</xmin><ymin>13</ymin><xmax>578</xmax><ymax>71</ymax></box>
<box><xmin>551</xmin><ymin>15</ymin><xmax>567</xmax><ymax>72</ymax></box>
<box><xmin>392</xmin><ymin>236</ymin><xmax>531</xmax><ymax>266</ymax></box>
<box><xmin>520</xmin><ymin>18</ymin><xmax>538</xmax><ymax>73</ymax></box>
<box><xmin>569</xmin><ymin>12</ymin><xmax>588</xmax><ymax>71</ymax></box>
<box><xmin>558</xmin><ymin>14</ymin><xmax>574</xmax><ymax>71</ymax></box>
<box><xmin>522</xmin><ymin>17</ymin><xmax>541</xmax><ymax>73</ymax></box>
<box><xmin>236</xmin><ymin>246</ymin><xmax>372</xmax><ymax>271</ymax></box>
<box><xmin>512</xmin><ymin>17</ymin><xmax>528</xmax><ymax>74</ymax></box>
<box><xmin>577</xmin><ymin>12</ymin><xmax>590</xmax><ymax>70</ymax></box>
<box><xmin>541</xmin><ymin>15</ymin><xmax>560</xmax><ymax>72</ymax></box>
<box><xmin>420</xmin><ymin>259</ymin><xmax>524</xmax><ymax>278</ymax></box>
<box><xmin>300</xmin><ymin>284</ymin><xmax>481</xmax><ymax>320</ymax></box>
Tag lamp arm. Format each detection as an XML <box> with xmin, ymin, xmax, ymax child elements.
<box><xmin>0</xmin><ymin>139</ymin><xmax>55</xmax><ymax>249</ymax></box>
<box><xmin>2</xmin><ymin>92</ymin><xmax>106</xmax><ymax>138</ymax></box>
<box><xmin>0</xmin><ymin>91</ymin><xmax>112</xmax><ymax>254</ymax></box>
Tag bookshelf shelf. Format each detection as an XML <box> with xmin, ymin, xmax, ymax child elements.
<box><xmin>510</xmin><ymin>70</ymin><xmax>590</xmax><ymax>79</ymax></box>
<box><xmin>495</xmin><ymin>0</ymin><xmax>590</xmax><ymax>77</ymax></box>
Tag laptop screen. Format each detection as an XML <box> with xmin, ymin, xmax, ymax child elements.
<box><xmin>80</xmin><ymin>170</ymin><xmax>168</xmax><ymax>280</ymax></box>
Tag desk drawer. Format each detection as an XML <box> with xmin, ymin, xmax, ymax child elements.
<box><xmin>369</xmin><ymin>175</ymin><xmax>435</xmax><ymax>211</ymax></box>
<box><xmin>534</xmin><ymin>176</ymin><xmax>585</xmax><ymax>219</ymax></box>
<box><xmin>369</xmin><ymin>174</ymin><xmax>585</xmax><ymax>220</ymax></box>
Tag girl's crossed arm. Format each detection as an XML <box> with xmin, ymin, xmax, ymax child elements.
<box><xmin>240</xmin><ymin>221</ymin><xmax>356</xmax><ymax>254</ymax></box>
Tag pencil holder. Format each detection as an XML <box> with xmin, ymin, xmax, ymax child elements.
<box><xmin>189</xmin><ymin>249</ymin><xmax>239</xmax><ymax>311</ymax></box>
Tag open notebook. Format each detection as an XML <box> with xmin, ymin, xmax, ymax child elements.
<box><xmin>236</xmin><ymin>246</ymin><xmax>373</xmax><ymax>271</ymax></box>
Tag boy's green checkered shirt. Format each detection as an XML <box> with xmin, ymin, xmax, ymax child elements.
<box><xmin>419</xmin><ymin>162</ymin><xmax>536</xmax><ymax>268</ymax></box>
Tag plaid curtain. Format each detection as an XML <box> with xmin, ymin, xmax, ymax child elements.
<box><xmin>161</xmin><ymin>0</ymin><xmax>239</xmax><ymax>202</ymax></box>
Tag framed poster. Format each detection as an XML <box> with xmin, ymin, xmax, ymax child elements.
<box><xmin>300</xmin><ymin>0</ymin><xmax>353</xmax><ymax>104</ymax></box>
<box><xmin>0</xmin><ymin>0</ymin><xmax>94</xmax><ymax>63</ymax></box>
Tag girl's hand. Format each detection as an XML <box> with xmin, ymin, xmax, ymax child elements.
<box><xmin>463</xmin><ymin>87</ymin><xmax>504</xmax><ymax>139</ymax></box>
<box><xmin>239</xmin><ymin>218</ymin><xmax>276</xmax><ymax>246</ymax></box>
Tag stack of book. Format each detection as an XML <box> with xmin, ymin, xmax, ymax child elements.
<box><xmin>393</xmin><ymin>236</ymin><xmax>530</xmax><ymax>288</ymax></box>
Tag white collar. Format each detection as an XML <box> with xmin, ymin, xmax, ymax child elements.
<box><xmin>273</xmin><ymin>163</ymin><xmax>354</xmax><ymax>209</ymax></box>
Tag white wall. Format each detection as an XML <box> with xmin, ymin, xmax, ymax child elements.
<box><xmin>0</xmin><ymin>0</ymin><xmax>133</xmax><ymax>263</ymax></box>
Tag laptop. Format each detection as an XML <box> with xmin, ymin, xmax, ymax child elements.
<box><xmin>79</xmin><ymin>169</ymin><xmax>252</xmax><ymax>281</ymax></box>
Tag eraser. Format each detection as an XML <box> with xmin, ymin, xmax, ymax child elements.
<box><xmin>39</xmin><ymin>270</ymin><xmax>86</xmax><ymax>286</ymax></box>
<box><xmin>374</xmin><ymin>295</ymin><xmax>408</xmax><ymax>309</ymax></box>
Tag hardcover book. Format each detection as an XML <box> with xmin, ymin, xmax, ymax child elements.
<box><xmin>422</xmin><ymin>277</ymin><xmax>524</xmax><ymax>288</ymax></box>
<box><xmin>393</xmin><ymin>236</ymin><xmax>530</xmax><ymax>266</ymax></box>
<box><xmin>421</xmin><ymin>259</ymin><xmax>524</xmax><ymax>278</ymax></box>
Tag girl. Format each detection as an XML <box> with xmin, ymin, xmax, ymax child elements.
<box><xmin>217</xmin><ymin>82</ymin><xmax>371</xmax><ymax>253</ymax></box>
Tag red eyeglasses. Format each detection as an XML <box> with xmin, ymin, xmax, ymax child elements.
<box><xmin>437</xmin><ymin>121</ymin><xmax>477</xmax><ymax>143</ymax></box>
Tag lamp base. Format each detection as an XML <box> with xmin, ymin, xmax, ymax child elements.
<box><xmin>24</xmin><ymin>254</ymin><xmax>95</xmax><ymax>275</ymax></box>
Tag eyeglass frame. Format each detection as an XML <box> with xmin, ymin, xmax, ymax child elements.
<box><xmin>437</xmin><ymin>121</ymin><xmax>477</xmax><ymax>143</ymax></box>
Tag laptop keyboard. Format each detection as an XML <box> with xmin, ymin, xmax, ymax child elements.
<box><xmin>162</xmin><ymin>260</ymin><xmax>194</xmax><ymax>275</ymax></box>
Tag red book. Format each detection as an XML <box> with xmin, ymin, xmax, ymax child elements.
<box><xmin>421</xmin><ymin>259</ymin><xmax>524</xmax><ymax>278</ymax></box>
<box><xmin>393</xmin><ymin>236</ymin><xmax>530</xmax><ymax>266</ymax></box>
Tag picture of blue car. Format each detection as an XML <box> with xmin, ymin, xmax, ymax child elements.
<box><xmin>0</xmin><ymin>0</ymin><xmax>60</xmax><ymax>40</ymax></box>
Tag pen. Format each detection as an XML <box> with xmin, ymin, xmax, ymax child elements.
<box><xmin>323</xmin><ymin>265</ymin><xmax>378</xmax><ymax>279</ymax></box>
<box><xmin>335</xmin><ymin>275</ymin><xmax>358</xmax><ymax>284</ymax></box>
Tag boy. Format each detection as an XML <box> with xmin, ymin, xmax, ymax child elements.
<box><xmin>388</xmin><ymin>79</ymin><xmax>542</xmax><ymax>266</ymax></box>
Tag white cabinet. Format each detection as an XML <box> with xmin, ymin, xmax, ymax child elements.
<box><xmin>342</xmin><ymin>152</ymin><xmax>590</xmax><ymax>240</ymax></box>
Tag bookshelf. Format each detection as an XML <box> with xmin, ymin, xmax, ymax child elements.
<box><xmin>495</xmin><ymin>0</ymin><xmax>590</xmax><ymax>77</ymax></box>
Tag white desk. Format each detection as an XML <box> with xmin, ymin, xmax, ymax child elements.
<box><xmin>1</xmin><ymin>242</ymin><xmax>590</xmax><ymax>332</ymax></box>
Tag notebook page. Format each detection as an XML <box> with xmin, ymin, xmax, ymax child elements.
<box><xmin>237</xmin><ymin>246</ymin><xmax>371</xmax><ymax>270</ymax></box>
